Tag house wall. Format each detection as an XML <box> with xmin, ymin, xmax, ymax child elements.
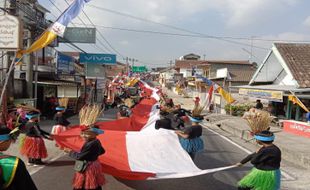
<box><xmin>209</xmin><ymin>64</ymin><xmax>253</xmax><ymax>78</ymax></box>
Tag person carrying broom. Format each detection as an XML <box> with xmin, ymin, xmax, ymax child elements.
<box><xmin>65</xmin><ymin>104</ymin><xmax>106</xmax><ymax>190</ymax></box>
<box><xmin>235</xmin><ymin>110</ymin><xmax>281</xmax><ymax>190</ymax></box>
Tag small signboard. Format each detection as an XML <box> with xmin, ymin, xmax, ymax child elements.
<box><xmin>283</xmin><ymin>120</ymin><xmax>310</xmax><ymax>138</ymax></box>
<box><xmin>57</xmin><ymin>52</ymin><xmax>76</xmax><ymax>75</ymax></box>
<box><xmin>85</xmin><ymin>63</ymin><xmax>105</xmax><ymax>79</ymax></box>
<box><xmin>80</xmin><ymin>53</ymin><xmax>116</xmax><ymax>65</ymax></box>
<box><xmin>58</xmin><ymin>27</ymin><xmax>96</xmax><ymax>43</ymax></box>
<box><xmin>132</xmin><ymin>66</ymin><xmax>147</xmax><ymax>73</ymax></box>
<box><xmin>0</xmin><ymin>15</ymin><xmax>22</xmax><ymax>50</ymax></box>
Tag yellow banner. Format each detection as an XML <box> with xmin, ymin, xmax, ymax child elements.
<box><xmin>288</xmin><ymin>95</ymin><xmax>310</xmax><ymax>113</ymax></box>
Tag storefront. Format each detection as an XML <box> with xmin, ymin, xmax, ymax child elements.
<box><xmin>35</xmin><ymin>80</ymin><xmax>81</xmax><ymax>117</ymax></box>
<box><xmin>231</xmin><ymin>85</ymin><xmax>310</xmax><ymax>121</ymax></box>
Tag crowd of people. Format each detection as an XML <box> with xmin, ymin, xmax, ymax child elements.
<box><xmin>0</xmin><ymin>77</ymin><xmax>283</xmax><ymax>190</ymax></box>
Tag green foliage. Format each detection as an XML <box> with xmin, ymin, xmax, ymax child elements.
<box><xmin>224</xmin><ymin>104</ymin><xmax>252</xmax><ymax>116</ymax></box>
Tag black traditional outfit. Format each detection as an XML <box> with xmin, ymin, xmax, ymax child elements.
<box><xmin>172</xmin><ymin>108</ymin><xmax>191</xmax><ymax>129</ymax></box>
<box><xmin>69</xmin><ymin>131</ymin><xmax>105</xmax><ymax>190</ymax></box>
<box><xmin>155</xmin><ymin>117</ymin><xmax>174</xmax><ymax>130</ymax></box>
<box><xmin>238</xmin><ymin>134</ymin><xmax>281</xmax><ymax>190</ymax></box>
<box><xmin>51</xmin><ymin>109</ymin><xmax>70</xmax><ymax>135</ymax></box>
<box><xmin>0</xmin><ymin>126</ymin><xmax>37</xmax><ymax>190</ymax></box>
<box><xmin>20</xmin><ymin>113</ymin><xmax>51</xmax><ymax>165</ymax></box>
<box><xmin>178</xmin><ymin>116</ymin><xmax>204</xmax><ymax>160</ymax></box>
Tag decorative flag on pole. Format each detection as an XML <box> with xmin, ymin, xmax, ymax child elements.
<box><xmin>217</xmin><ymin>87</ymin><xmax>235</xmax><ymax>104</ymax></box>
<box><xmin>17</xmin><ymin>0</ymin><xmax>91</xmax><ymax>58</ymax></box>
<box><xmin>288</xmin><ymin>95</ymin><xmax>309</xmax><ymax>113</ymax></box>
<box><xmin>202</xmin><ymin>85</ymin><xmax>214</xmax><ymax>109</ymax></box>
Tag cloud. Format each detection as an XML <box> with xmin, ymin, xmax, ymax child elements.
<box><xmin>37</xmin><ymin>0</ymin><xmax>308</xmax><ymax>67</ymax></box>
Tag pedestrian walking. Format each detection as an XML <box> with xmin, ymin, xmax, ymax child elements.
<box><xmin>20</xmin><ymin>111</ymin><xmax>52</xmax><ymax>166</ymax></box>
<box><xmin>66</xmin><ymin>126</ymin><xmax>105</xmax><ymax>190</ymax></box>
<box><xmin>0</xmin><ymin>125</ymin><xmax>38</xmax><ymax>190</ymax></box>
<box><xmin>235</xmin><ymin>130</ymin><xmax>281</xmax><ymax>190</ymax></box>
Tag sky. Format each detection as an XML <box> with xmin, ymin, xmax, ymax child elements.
<box><xmin>38</xmin><ymin>0</ymin><xmax>310</xmax><ymax>67</ymax></box>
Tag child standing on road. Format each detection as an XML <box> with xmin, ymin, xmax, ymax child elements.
<box><xmin>20</xmin><ymin>111</ymin><xmax>52</xmax><ymax>166</ymax></box>
<box><xmin>235</xmin><ymin>130</ymin><xmax>281</xmax><ymax>190</ymax></box>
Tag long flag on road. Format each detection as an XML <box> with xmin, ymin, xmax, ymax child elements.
<box><xmin>54</xmin><ymin>80</ymin><xmax>236</xmax><ymax>180</ymax></box>
<box><xmin>18</xmin><ymin>0</ymin><xmax>91</xmax><ymax>57</ymax></box>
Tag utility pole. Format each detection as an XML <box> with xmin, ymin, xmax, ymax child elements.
<box><xmin>25</xmin><ymin>31</ymin><xmax>33</xmax><ymax>98</ymax></box>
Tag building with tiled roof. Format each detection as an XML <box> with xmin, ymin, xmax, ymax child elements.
<box><xmin>232</xmin><ymin>43</ymin><xmax>310</xmax><ymax>121</ymax></box>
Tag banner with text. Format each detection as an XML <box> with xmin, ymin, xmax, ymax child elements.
<box><xmin>80</xmin><ymin>53</ymin><xmax>116</xmax><ymax>65</ymax></box>
<box><xmin>239</xmin><ymin>88</ymin><xmax>283</xmax><ymax>102</ymax></box>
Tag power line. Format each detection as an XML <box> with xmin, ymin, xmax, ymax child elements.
<box><xmin>47</xmin><ymin>0</ymin><xmax>109</xmax><ymax>53</ymax></box>
<box><xmin>72</xmin><ymin>22</ymin><xmax>310</xmax><ymax>44</ymax></box>
<box><xmin>79</xmin><ymin>5</ymin><xmax>125</xmax><ymax>58</ymax></box>
<box><xmin>63</xmin><ymin>0</ymin><xmax>110</xmax><ymax>53</ymax></box>
<box><xmin>86</xmin><ymin>4</ymin><xmax>269</xmax><ymax>50</ymax></box>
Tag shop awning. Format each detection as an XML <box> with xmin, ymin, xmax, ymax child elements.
<box><xmin>33</xmin><ymin>80</ymin><xmax>80</xmax><ymax>86</ymax></box>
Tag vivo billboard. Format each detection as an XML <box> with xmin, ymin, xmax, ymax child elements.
<box><xmin>79</xmin><ymin>53</ymin><xmax>116</xmax><ymax>64</ymax></box>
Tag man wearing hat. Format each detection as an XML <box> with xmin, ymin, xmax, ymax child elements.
<box><xmin>20</xmin><ymin>111</ymin><xmax>52</xmax><ymax>166</ymax></box>
<box><xmin>235</xmin><ymin>130</ymin><xmax>281</xmax><ymax>190</ymax></box>
<box><xmin>0</xmin><ymin>125</ymin><xmax>37</xmax><ymax>189</ymax></box>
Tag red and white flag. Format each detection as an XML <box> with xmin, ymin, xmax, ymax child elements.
<box><xmin>54</xmin><ymin>80</ymin><xmax>234</xmax><ymax>180</ymax></box>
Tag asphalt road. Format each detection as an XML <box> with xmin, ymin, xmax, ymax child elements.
<box><xmin>31</xmin><ymin>124</ymin><xmax>252</xmax><ymax>190</ymax></box>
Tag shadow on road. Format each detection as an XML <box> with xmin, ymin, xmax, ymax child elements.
<box><xmin>46</xmin><ymin>160</ymin><xmax>75</xmax><ymax>167</ymax></box>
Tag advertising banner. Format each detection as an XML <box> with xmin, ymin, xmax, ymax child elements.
<box><xmin>239</xmin><ymin>88</ymin><xmax>283</xmax><ymax>102</ymax></box>
<box><xmin>283</xmin><ymin>120</ymin><xmax>310</xmax><ymax>138</ymax></box>
<box><xmin>58</xmin><ymin>27</ymin><xmax>96</xmax><ymax>43</ymax></box>
<box><xmin>80</xmin><ymin>53</ymin><xmax>116</xmax><ymax>64</ymax></box>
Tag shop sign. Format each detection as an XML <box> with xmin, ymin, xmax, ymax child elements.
<box><xmin>283</xmin><ymin>120</ymin><xmax>310</xmax><ymax>138</ymax></box>
<box><xmin>85</xmin><ymin>63</ymin><xmax>105</xmax><ymax>79</ymax></box>
<box><xmin>0</xmin><ymin>15</ymin><xmax>22</xmax><ymax>50</ymax></box>
<box><xmin>58</xmin><ymin>27</ymin><xmax>96</xmax><ymax>43</ymax></box>
<box><xmin>80</xmin><ymin>53</ymin><xmax>116</xmax><ymax>64</ymax></box>
<box><xmin>239</xmin><ymin>88</ymin><xmax>283</xmax><ymax>102</ymax></box>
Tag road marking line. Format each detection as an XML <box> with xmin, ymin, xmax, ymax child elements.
<box><xmin>204</xmin><ymin>125</ymin><xmax>295</xmax><ymax>181</ymax></box>
<box><xmin>30</xmin><ymin>152</ymin><xmax>66</xmax><ymax>175</ymax></box>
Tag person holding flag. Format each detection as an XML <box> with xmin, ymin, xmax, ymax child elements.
<box><xmin>20</xmin><ymin>111</ymin><xmax>53</xmax><ymax>166</ymax></box>
<box><xmin>0</xmin><ymin>125</ymin><xmax>38</xmax><ymax>189</ymax></box>
<box><xmin>235</xmin><ymin>130</ymin><xmax>281</xmax><ymax>190</ymax></box>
